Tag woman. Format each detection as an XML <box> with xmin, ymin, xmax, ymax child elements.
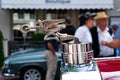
<box><xmin>74</xmin><ymin>12</ymin><xmax>96</xmax><ymax>43</ymax></box>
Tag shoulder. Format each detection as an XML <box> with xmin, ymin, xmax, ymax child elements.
<box><xmin>76</xmin><ymin>26</ymin><xmax>86</xmax><ymax>31</ymax></box>
<box><xmin>75</xmin><ymin>26</ymin><xmax>86</xmax><ymax>36</ymax></box>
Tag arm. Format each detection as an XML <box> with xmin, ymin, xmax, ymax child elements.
<box><xmin>102</xmin><ymin>27</ymin><xmax>120</xmax><ymax>48</ymax></box>
<box><xmin>102</xmin><ymin>39</ymin><xmax>120</xmax><ymax>48</ymax></box>
<box><xmin>59</xmin><ymin>40</ymin><xmax>63</xmax><ymax>51</ymax></box>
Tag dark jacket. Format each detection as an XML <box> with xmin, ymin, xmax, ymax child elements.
<box><xmin>60</xmin><ymin>25</ymin><xmax>76</xmax><ymax>35</ymax></box>
<box><xmin>90</xmin><ymin>27</ymin><xmax>100</xmax><ymax>58</ymax></box>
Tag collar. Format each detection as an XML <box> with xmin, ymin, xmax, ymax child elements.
<box><xmin>97</xmin><ymin>26</ymin><xmax>109</xmax><ymax>32</ymax></box>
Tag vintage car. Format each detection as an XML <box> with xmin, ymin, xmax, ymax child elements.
<box><xmin>2</xmin><ymin>47</ymin><xmax>62</xmax><ymax>80</ymax></box>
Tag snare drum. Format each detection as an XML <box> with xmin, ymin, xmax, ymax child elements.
<box><xmin>62</xmin><ymin>43</ymin><xmax>93</xmax><ymax>65</ymax></box>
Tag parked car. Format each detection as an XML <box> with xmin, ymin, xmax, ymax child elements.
<box><xmin>2</xmin><ymin>47</ymin><xmax>62</xmax><ymax>80</ymax></box>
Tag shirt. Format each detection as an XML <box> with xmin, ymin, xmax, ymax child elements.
<box><xmin>114</xmin><ymin>27</ymin><xmax>120</xmax><ymax>39</ymax></box>
<box><xmin>60</xmin><ymin>25</ymin><xmax>76</xmax><ymax>35</ymax></box>
<box><xmin>97</xmin><ymin>27</ymin><xmax>114</xmax><ymax>56</ymax></box>
<box><xmin>74</xmin><ymin>25</ymin><xmax>92</xmax><ymax>43</ymax></box>
<box><xmin>45</xmin><ymin>34</ymin><xmax>59</xmax><ymax>52</ymax></box>
<box><xmin>113</xmin><ymin>27</ymin><xmax>120</xmax><ymax>56</ymax></box>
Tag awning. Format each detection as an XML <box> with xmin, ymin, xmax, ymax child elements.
<box><xmin>1</xmin><ymin>0</ymin><xmax>114</xmax><ymax>10</ymax></box>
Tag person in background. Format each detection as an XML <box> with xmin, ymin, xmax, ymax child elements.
<box><xmin>102</xmin><ymin>26</ymin><xmax>120</xmax><ymax>47</ymax></box>
<box><xmin>74</xmin><ymin>12</ymin><xmax>96</xmax><ymax>43</ymax></box>
<box><xmin>90</xmin><ymin>12</ymin><xmax>114</xmax><ymax>58</ymax></box>
<box><xmin>111</xmin><ymin>24</ymin><xmax>119</xmax><ymax>37</ymax></box>
<box><xmin>44</xmin><ymin>23</ymin><xmax>61</xmax><ymax>80</ymax></box>
<box><xmin>102</xmin><ymin>24</ymin><xmax>120</xmax><ymax>56</ymax></box>
<box><xmin>60</xmin><ymin>17</ymin><xmax>76</xmax><ymax>35</ymax></box>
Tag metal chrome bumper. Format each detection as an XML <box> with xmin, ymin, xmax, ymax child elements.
<box><xmin>2</xmin><ymin>73</ymin><xmax>15</xmax><ymax>77</ymax></box>
<box><xmin>2</xmin><ymin>66</ymin><xmax>16</xmax><ymax>77</ymax></box>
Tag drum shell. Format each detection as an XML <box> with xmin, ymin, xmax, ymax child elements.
<box><xmin>62</xmin><ymin>43</ymin><xmax>93</xmax><ymax>65</ymax></box>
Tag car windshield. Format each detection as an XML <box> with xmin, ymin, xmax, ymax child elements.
<box><xmin>11</xmin><ymin>47</ymin><xmax>46</xmax><ymax>55</ymax></box>
<box><xmin>8</xmin><ymin>41</ymin><xmax>46</xmax><ymax>55</ymax></box>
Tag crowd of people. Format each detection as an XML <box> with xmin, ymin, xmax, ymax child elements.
<box><xmin>44</xmin><ymin>11</ymin><xmax>120</xmax><ymax>80</ymax></box>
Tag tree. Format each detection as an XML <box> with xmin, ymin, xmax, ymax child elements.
<box><xmin>31</xmin><ymin>33</ymin><xmax>45</xmax><ymax>42</ymax></box>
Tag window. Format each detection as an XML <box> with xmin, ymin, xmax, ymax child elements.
<box><xmin>46</xmin><ymin>10</ymin><xmax>68</xmax><ymax>19</ymax></box>
<box><xmin>13</xmin><ymin>10</ymin><xmax>36</xmax><ymax>41</ymax></box>
<box><xmin>109</xmin><ymin>16</ymin><xmax>120</xmax><ymax>26</ymax></box>
<box><xmin>18</xmin><ymin>12</ymin><xmax>24</xmax><ymax>19</ymax></box>
<box><xmin>13</xmin><ymin>10</ymin><xmax>35</xmax><ymax>20</ymax></box>
<box><xmin>30</xmin><ymin>13</ymin><xmax>35</xmax><ymax>19</ymax></box>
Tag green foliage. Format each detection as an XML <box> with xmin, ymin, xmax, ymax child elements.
<box><xmin>31</xmin><ymin>33</ymin><xmax>45</xmax><ymax>42</ymax></box>
<box><xmin>0</xmin><ymin>30</ymin><xmax>4</xmax><ymax>68</ymax></box>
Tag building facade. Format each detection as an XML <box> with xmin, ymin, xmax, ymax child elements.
<box><xmin>107</xmin><ymin>0</ymin><xmax>120</xmax><ymax>25</ymax></box>
<box><xmin>0</xmin><ymin>0</ymin><xmax>115</xmax><ymax>40</ymax></box>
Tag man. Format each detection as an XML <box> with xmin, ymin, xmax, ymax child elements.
<box><xmin>110</xmin><ymin>24</ymin><xmax>119</xmax><ymax>38</ymax></box>
<box><xmin>110</xmin><ymin>24</ymin><xmax>120</xmax><ymax>56</ymax></box>
<box><xmin>44</xmin><ymin>23</ymin><xmax>61</xmax><ymax>80</ymax></box>
<box><xmin>60</xmin><ymin>17</ymin><xmax>76</xmax><ymax>35</ymax></box>
<box><xmin>102</xmin><ymin>26</ymin><xmax>120</xmax><ymax>49</ymax></box>
<box><xmin>74</xmin><ymin>12</ymin><xmax>96</xmax><ymax>43</ymax></box>
<box><xmin>90</xmin><ymin>12</ymin><xmax>114</xmax><ymax>58</ymax></box>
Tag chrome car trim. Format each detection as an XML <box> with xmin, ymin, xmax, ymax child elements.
<box><xmin>11</xmin><ymin>59</ymin><xmax>62</xmax><ymax>64</ymax></box>
<box><xmin>3</xmin><ymin>73</ymin><xmax>15</xmax><ymax>77</ymax></box>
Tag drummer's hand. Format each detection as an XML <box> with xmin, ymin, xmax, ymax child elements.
<box><xmin>59</xmin><ymin>41</ymin><xmax>63</xmax><ymax>51</ymax></box>
<box><xmin>101</xmin><ymin>40</ymin><xmax>107</xmax><ymax>45</ymax></box>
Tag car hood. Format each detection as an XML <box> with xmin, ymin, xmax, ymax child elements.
<box><xmin>6</xmin><ymin>48</ymin><xmax>62</xmax><ymax>64</ymax></box>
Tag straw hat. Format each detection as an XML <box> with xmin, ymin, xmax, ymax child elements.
<box><xmin>94</xmin><ymin>12</ymin><xmax>108</xmax><ymax>20</ymax></box>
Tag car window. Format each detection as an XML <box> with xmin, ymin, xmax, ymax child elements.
<box><xmin>11</xmin><ymin>48</ymin><xmax>45</xmax><ymax>55</ymax></box>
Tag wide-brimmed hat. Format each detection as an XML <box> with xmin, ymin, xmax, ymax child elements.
<box><xmin>79</xmin><ymin>12</ymin><xmax>96</xmax><ymax>26</ymax></box>
<box><xmin>94</xmin><ymin>12</ymin><xmax>108</xmax><ymax>20</ymax></box>
<box><xmin>83</xmin><ymin>12</ymin><xmax>96</xmax><ymax>21</ymax></box>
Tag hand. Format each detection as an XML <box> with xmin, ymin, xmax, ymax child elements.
<box><xmin>101</xmin><ymin>40</ymin><xmax>107</xmax><ymax>45</ymax></box>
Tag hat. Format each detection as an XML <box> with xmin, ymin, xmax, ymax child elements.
<box><xmin>94</xmin><ymin>12</ymin><xmax>108</xmax><ymax>20</ymax></box>
<box><xmin>79</xmin><ymin>12</ymin><xmax>96</xmax><ymax>26</ymax></box>
<box><xmin>83</xmin><ymin>12</ymin><xmax>96</xmax><ymax>21</ymax></box>
<box><xmin>65</xmin><ymin>17</ymin><xmax>72</xmax><ymax>24</ymax></box>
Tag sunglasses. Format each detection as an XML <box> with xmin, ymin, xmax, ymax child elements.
<box><xmin>90</xmin><ymin>18</ymin><xmax>94</xmax><ymax>20</ymax></box>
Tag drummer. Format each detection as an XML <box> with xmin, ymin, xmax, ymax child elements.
<box><xmin>74</xmin><ymin>12</ymin><xmax>96</xmax><ymax>43</ymax></box>
<box><xmin>44</xmin><ymin>23</ymin><xmax>62</xmax><ymax>80</ymax></box>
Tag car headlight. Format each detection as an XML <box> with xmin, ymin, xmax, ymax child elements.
<box><xmin>4</xmin><ymin>59</ymin><xmax>9</xmax><ymax>65</ymax></box>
